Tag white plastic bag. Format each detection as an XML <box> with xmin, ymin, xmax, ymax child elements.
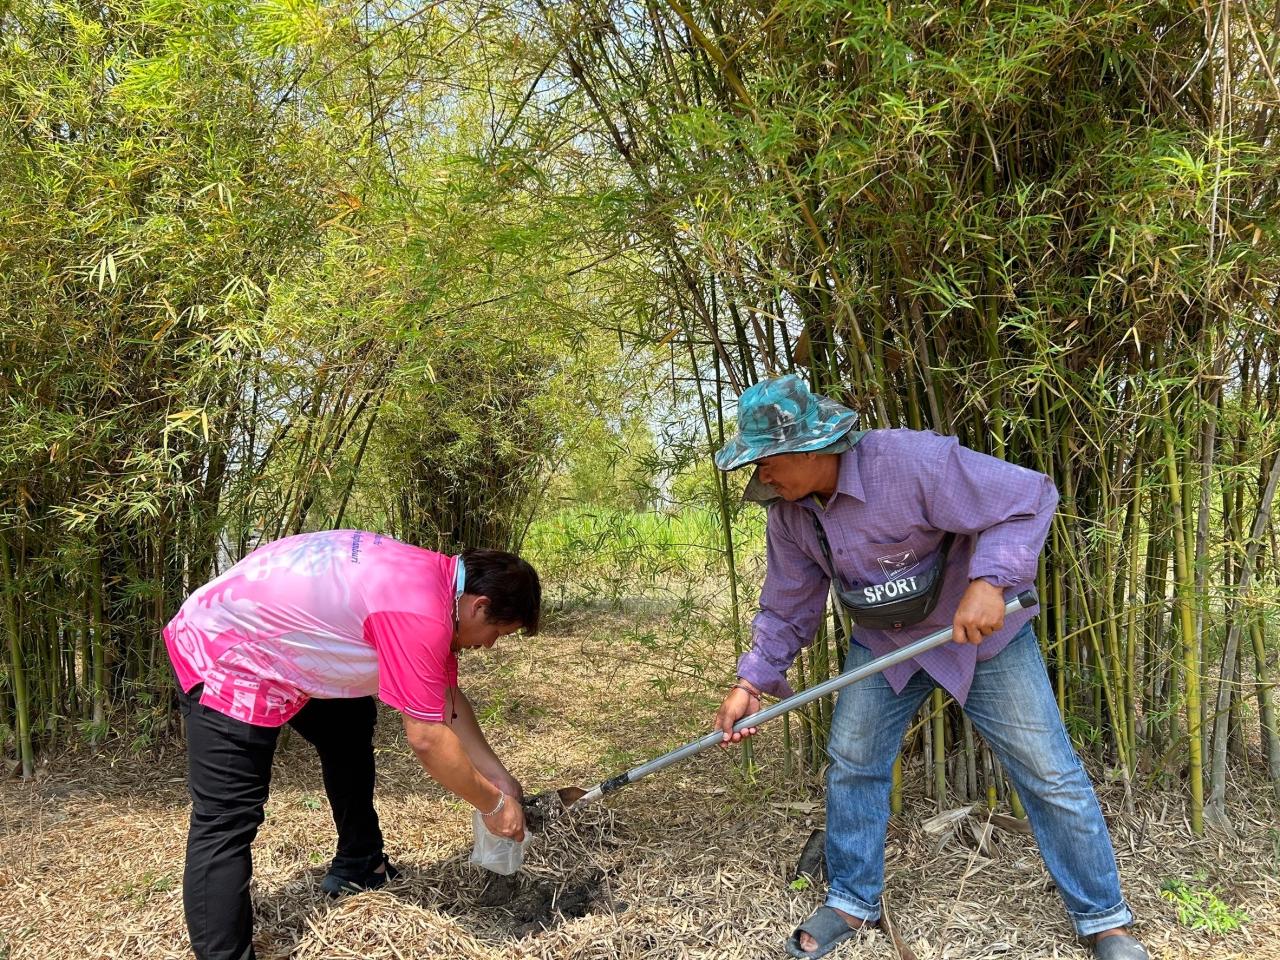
<box><xmin>469</xmin><ymin>809</ymin><xmax>532</xmax><ymax>875</ymax></box>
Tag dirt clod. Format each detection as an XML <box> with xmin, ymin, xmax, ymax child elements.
<box><xmin>520</xmin><ymin>790</ymin><xmax>567</xmax><ymax>834</ymax></box>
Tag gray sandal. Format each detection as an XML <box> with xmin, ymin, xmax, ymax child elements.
<box><xmin>784</xmin><ymin>905</ymin><xmax>863</xmax><ymax>959</ymax></box>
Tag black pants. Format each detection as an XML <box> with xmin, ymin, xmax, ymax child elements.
<box><xmin>178</xmin><ymin>687</ymin><xmax>385</xmax><ymax>960</ymax></box>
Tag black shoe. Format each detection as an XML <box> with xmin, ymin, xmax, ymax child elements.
<box><xmin>322</xmin><ymin>854</ymin><xmax>399</xmax><ymax>896</ymax></box>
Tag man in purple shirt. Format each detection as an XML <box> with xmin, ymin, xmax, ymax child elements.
<box><xmin>713</xmin><ymin>375</ymin><xmax>1145</xmax><ymax>960</ymax></box>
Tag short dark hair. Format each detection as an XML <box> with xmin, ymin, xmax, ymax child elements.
<box><xmin>460</xmin><ymin>548</ymin><xmax>541</xmax><ymax>636</ymax></box>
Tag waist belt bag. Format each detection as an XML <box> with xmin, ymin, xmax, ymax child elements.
<box><xmin>810</xmin><ymin>514</ymin><xmax>955</xmax><ymax>631</ymax></box>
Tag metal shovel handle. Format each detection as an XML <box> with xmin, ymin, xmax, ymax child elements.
<box><xmin>572</xmin><ymin>589</ymin><xmax>1038</xmax><ymax>807</ymax></box>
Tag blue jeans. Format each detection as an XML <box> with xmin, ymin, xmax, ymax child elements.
<box><xmin>824</xmin><ymin>623</ymin><xmax>1133</xmax><ymax>937</ymax></box>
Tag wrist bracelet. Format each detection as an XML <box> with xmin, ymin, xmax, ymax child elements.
<box><xmin>482</xmin><ymin>791</ymin><xmax>506</xmax><ymax>817</ymax></box>
<box><xmin>730</xmin><ymin>683</ymin><xmax>761</xmax><ymax>700</ymax></box>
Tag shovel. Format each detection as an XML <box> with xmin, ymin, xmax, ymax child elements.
<box><xmin>558</xmin><ymin>589</ymin><xmax>1038</xmax><ymax>811</ymax></box>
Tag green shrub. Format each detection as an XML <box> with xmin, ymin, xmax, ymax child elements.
<box><xmin>1159</xmin><ymin>874</ymin><xmax>1249</xmax><ymax>934</ymax></box>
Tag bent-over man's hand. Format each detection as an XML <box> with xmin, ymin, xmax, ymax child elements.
<box><xmin>953</xmin><ymin>579</ymin><xmax>1006</xmax><ymax>645</ymax></box>
<box><xmin>483</xmin><ymin>793</ymin><xmax>526</xmax><ymax>841</ymax></box>
<box><xmin>715</xmin><ymin>682</ymin><xmax>762</xmax><ymax>746</ymax></box>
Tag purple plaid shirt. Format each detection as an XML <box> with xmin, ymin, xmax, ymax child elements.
<box><xmin>738</xmin><ymin>429</ymin><xmax>1058</xmax><ymax>705</ymax></box>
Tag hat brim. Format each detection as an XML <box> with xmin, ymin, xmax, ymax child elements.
<box><xmin>714</xmin><ymin>401</ymin><xmax>859</xmax><ymax>471</ymax></box>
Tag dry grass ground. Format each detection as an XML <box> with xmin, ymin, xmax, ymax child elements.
<box><xmin>2</xmin><ymin>606</ymin><xmax>1278</xmax><ymax>960</ymax></box>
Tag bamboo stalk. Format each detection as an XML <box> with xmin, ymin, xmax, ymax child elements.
<box><xmin>91</xmin><ymin>550</ymin><xmax>107</xmax><ymax>745</ymax></box>
<box><xmin>962</xmin><ymin>714</ymin><xmax>977</xmax><ymax>803</ymax></box>
<box><xmin>1207</xmin><ymin>446</ymin><xmax>1280</xmax><ymax>818</ymax></box>
<box><xmin>1163</xmin><ymin>406</ymin><xmax>1203</xmax><ymax>832</ymax></box>
<box><xmin>1123</xmin><ymin>483</ymin><xmax>1143</xmax><ymax>769</ymax></box>
<box><xmin>0</xmin><ymin>533</ymin><xmax>33</xmax><ymax>779</ymax></box>
<box><xmin>931</xmin><ymin>688</ymin><xmax>946</xmax><ymax>810</ymax></box>
<box><xmin>1249</xmin><ymin>615</ymin><xmax>1279</xmax><ymax>802</ymax></box>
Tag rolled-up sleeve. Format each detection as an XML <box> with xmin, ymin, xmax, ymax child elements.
<box><xmin>737</xmin><ymin>508</ymin><xmax>830</xmax><ymax>698</ymax></box>
<box><xmin>921</xmin><ymin>437</ymin><xmax>1058</xmax><ymax>588</ymax></box>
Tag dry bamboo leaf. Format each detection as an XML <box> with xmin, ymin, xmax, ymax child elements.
<box><xmin>921</xmin><ymin>805</ymin><xmax>975</xmax><ymax>836</ymax></box>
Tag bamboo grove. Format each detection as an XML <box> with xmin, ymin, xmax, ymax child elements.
<box><xmin>0</xmin><ymin>0</ymin><xmax>627</xmax><ymax>776</ymax></box>
<box><xmin>510</xmin><ymin>0</ymin><xmax>1280</xmax><ymax>831</ymax></box>
<box><xmin>3</xmin><ymin>0</ymin><xmax>1279</xmax><ymax>837</ymax></box>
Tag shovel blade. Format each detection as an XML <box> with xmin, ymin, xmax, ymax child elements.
<box><xmin>557</xmin><ymin>786</ymin><xmax>588</xmax><ymax>807</ymax></box>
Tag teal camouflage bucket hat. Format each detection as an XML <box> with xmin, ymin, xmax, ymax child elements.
<box><xmin>714</xmin><ymin>374</ymin><xmax>864</xmax><ymax>471</ymax></box>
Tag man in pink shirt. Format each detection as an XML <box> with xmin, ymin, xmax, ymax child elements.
<box><xmin>164</xmin><ymin>530</ymin><xmax>540</xmax><ymax>960</ymax></box>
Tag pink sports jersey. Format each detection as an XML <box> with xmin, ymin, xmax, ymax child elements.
<box><xmin>164</xmin><ymin>531</ymin><xmax>460</xmax><ymax>726</ymax></box>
